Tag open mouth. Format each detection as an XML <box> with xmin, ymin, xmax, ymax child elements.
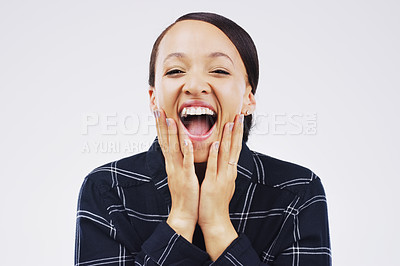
<box><xmin>179</xmin><ymin>106</ymin><xmax>217</xmax><ymax>139</ymax></box>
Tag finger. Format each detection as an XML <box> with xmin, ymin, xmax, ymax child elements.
<box><xmin>155</xmin><ymin>109</ymin><xmax>169</xmax><ymax>158</ymax></box>
<box><xmin>205</xmin><ymin>141</ymin><xmax>219</xmax><ymax>181</ymax></box>
<box><xmin>166</xmin><ymin>118</ymin><xmax>183</xmax><ymax>164</ymax></box>
<box><xmin>229</xmin><ymin>114</ymin><xmax>244</xmax><ymax>164</ymax></box>
<box><xmin>182</xmin><ymin>138</ymin><xmax>195</xmax><ymax>173</ymax></box>
<box><xmin>154</xmin><ymin>109</ymin><xmax>162</xmax><ymax>146</ymax></box>
<box><xmin>218</xmin><ymin>122</ymin><xmax>234</xmax><ymax>170</ymax></box>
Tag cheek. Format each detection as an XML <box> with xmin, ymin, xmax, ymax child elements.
<box><xmin>216</xmin><ymin>81</ymin><xmax>245</xmax><ymax>112</ymax></box>
<box><xmin>155</xmin><ymin>80</ymin><xmax>182</xmax><ymax>111</ymax></box>
<box><xmin>220</xmin><ymin>96</ymin><xmax>242</xmax><ymax>115</ymax></box>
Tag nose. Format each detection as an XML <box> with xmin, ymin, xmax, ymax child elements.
<box><xmin>182</xmin><ymin>73</ymin><xmax>211</xmax><ymax>95</ymax></box>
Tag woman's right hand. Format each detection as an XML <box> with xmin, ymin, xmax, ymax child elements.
<box><xmin>154</xmin><ymin>109</ymin><xmax>199</xmax><ymax>242</ymax></box>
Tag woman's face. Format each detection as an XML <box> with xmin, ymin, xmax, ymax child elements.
<box><xmin>149</xmin><ymin>20</ymin><xmax>256</xmax><ymax>162</ymax></box>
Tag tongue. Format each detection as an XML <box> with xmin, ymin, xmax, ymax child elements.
<box><xmin>186</xmin><ymin>117</ymin><xmax>210</xmax><ymax>135</ymax></box>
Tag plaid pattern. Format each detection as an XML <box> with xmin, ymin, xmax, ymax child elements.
<box><xmin>75</xmin><ymin>137</ymin><xmax>331</xmax><ymax>265</ymax></box>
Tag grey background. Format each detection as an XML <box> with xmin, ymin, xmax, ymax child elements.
<box><xmin>1</xmin><ymin>0</ymin><xmax>399</xmax><ymax>265</ymax></box>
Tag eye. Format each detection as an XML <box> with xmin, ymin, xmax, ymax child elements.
<box><xmin>211</xmin><ymin>69</ymin><xmax>230</xmax><ymax>75</ymax></box>
<box><xmin>165</xmin><ymin>69</ymin><xmax>185</xmax><ymax>76</ymax></box>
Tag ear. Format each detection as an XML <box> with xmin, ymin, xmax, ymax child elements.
<box><xmin>241</xmin><ymin>84</ymin><xmax>256</xmax><ymax>115</ymax></box>
<box><xmin>148</xmin><ymin>86</ymin><xmax>157</xmax><ymax>111</ymax></box>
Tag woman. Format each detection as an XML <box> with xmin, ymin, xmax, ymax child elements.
<box><xmin>75</xmin><ymin>12</ymin><xmax>331</xmax><ymax>265</ymax></box>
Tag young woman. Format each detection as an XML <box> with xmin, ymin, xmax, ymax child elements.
<box><xmin>75</xmin><ymin>12</ymin><xmax>331</xmax><ymax>265</ymax></box>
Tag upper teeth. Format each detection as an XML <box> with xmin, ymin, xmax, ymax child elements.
<box><xmin>180</xmin><ymin>107</ymin><xmax>215</xmax><ymax>118</ymax></box>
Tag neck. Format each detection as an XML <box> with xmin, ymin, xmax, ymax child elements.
<box><xmin>194</xmin><ymin>162</ymin><xmax>207</xmax><ymax>184</ymax></box>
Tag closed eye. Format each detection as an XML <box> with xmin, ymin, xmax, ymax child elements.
<box><xmin>211</xmin><ymin>69</ymin><xmax>230</xmax><ymax>75</ymax></box>
<box><xmin>165</xmin><ymin>69</ymin><xmax>185</xmax><ymax>76</ymax></box>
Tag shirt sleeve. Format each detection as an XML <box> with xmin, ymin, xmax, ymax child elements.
<box><xmin>271</xmin><ymin>177</ymin><xmax>332</xmax><ymax>265</ymax></box>
<box><xmin>141</xmin><ymin>222</ymin><xmax>210</xmax><ymax>265</ymax></box>
<box><xmin>209</xmin><ymin>177</ymin><xmax>331</xmax><ymax>266</ymax></box>
<box><xmin>75</xmin><ymin>177</ymin><xmax>211</xmax><ymax>266</ymax></box>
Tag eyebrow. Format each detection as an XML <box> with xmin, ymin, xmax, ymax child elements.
<box><xmin>163</xmin><ymin>52</ymin><xmax>234</xmax><ymax>65</ymax></box>
<box><xmin>208</xmin><ymin>52</ymin><xmax>234</xmax><ymax>65</ymax></box>
<box><xmin>163</xmin><ymin>52</ymin><xmax>186</xmax><ymax>64</ymax></box>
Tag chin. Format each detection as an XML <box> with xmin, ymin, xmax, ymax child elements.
<box><xmin>192</xmin><ymin>142</ymin><xmax>212</xmax><ymax>163</ymax></box>
<box><xmin>193</xmin><ymin>152</ymin><xmax>209</xmax><ymax>163</ymax></box>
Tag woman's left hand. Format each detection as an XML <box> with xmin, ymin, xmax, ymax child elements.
<box><xmin>198</xmin><ymin>114</ymin><xmax>244</xmax><ymax>261</ymax></box>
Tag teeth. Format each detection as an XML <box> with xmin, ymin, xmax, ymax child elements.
<box><xmin>180</xmin><ymin>107</ymin><xmax>215</xmax><ymax>118</ymax></box>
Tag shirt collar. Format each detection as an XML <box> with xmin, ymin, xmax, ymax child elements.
<box><xmin>145</xmin><ymin>137</ymin><xmax>255</xmax><ymax>183</ymax></box>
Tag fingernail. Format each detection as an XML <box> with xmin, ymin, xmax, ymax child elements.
<box><xmin>239</xmin><ymin>114</ymin><xmax>244</xmax><ymax>124</ymax></box>
<box><xmin>184</xmin><ymin>139</ymin><xmax>189</xmax><ymax>146</ymax></box>
<box><xmin>214</xmin><ymin>141</ymin><xmax>219</xmax><ymax>150</ymax></box>
<box><xmin>154</xmin><ymin>109</ymin><xmax>160</xmax><ymax>119</ymax></box>
<box><xmin>229</xmin><ymin>123</ymin><xmax>234</xmax><ymax>131</ymax></box>
<box><xmin>166</xmin><ymin>118</ymin><xmax>171</xmax><ymax>127</ymax></box>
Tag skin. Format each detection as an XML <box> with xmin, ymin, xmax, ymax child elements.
<box><xmin>149</xmin><ymin>20</ymin><xmax>256</xmax><ymax>261</ymax></box>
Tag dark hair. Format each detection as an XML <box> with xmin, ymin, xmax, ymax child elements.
<box><xmin>148</xmin><ymin>12</ymin><xmax>259</xmax><ymax>143</ymax></box>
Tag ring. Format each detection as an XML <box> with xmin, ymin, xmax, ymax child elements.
<box><xmin>228</xmin><ymin>161</ymin><xmax>237</xmax><ymax>166</ymax></box>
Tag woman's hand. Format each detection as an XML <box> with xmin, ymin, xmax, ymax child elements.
<box><xmin>154</xmin><ymin>109</ymin><xmax>199</xmax><ymax>242</ymax></box>
<box><xmin>198</xmin><ymin>114</ymin><xmax>244</xmax><ymax>260</ymax></box>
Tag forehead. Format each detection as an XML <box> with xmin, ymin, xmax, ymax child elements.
<box><xmin>157</xmin><ymin>20</ymin><xmax>242</xmax><ymax>63</ymax></box>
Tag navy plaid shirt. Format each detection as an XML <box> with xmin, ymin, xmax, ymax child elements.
<box><xmin>75</xmin><ymin>137</ymin><xmax>331</xmax><ymax>265</ymax></box>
